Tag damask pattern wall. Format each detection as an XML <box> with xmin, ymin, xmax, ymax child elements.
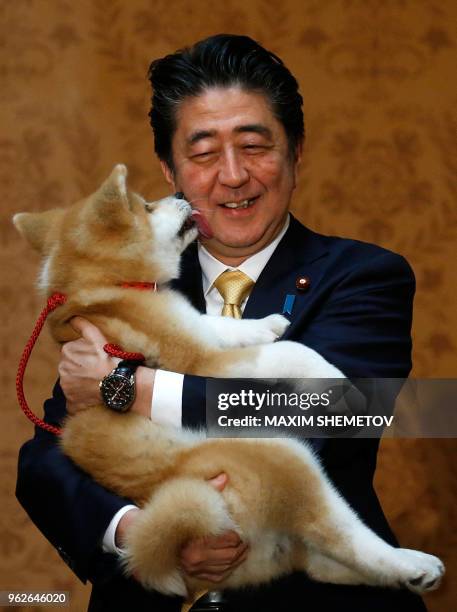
<box><xmin>1</xmin><ymin>1</ymin><xmax>455</xmax><ymax>610</ymax></box>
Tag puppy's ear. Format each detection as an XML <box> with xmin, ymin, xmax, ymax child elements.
<box><xmin>93</xmin><ymin>164</ymin><xmax>133</xmax><ymax>225</ymax></box>
<box><xmin>13</xmin><ymin>209</ymin><xmax>63</xmax><ymax>253</ymax></box>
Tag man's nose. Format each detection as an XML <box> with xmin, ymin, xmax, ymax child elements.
<box><xmin>217</xmin><ymin>150</ymin><xmax>249</xmax><ymax>188</ymax></box>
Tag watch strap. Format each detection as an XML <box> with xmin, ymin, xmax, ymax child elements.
<box><xmin>114</xmin><ymin>360</ymin><xmax>141</xmax><ymax>377</ymax></box>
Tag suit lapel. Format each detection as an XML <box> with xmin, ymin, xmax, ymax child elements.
<box><xmin>172</xmin><ymin>242</ymin><xmax>206</xmax><ymax>313</ymax></box>
<box><xmin>243</xmin><ymin>216</ymin><xmax>329</xmax><ymax>335</ymax></box>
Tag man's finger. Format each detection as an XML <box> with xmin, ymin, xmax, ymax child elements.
<box><xmin>196</xmin><ymin>552</ymin><xmax>249</xmax><ymax>582</ymax></box>
<box><xmin>229</xmin><ymin>542</ymin><xmax>249</xmax><ymax>563</ymax></box>
<box><xmin>196</xmin><ymin>573</ymin><xmax>226</xmax><ymax>583</ymax></box>
<box><xmin>70</xmin><ymin>316</ymin><xmax>108</xmax><ymax>343</ymax></box>
<box><xmin>207</xmin><ymin>472</ymin><xmax>228</xmax><ymax>492</ymax></box>
<box><xmin>206</xmin><ymin>530</ymin><xmax>242</xmax><ymax>549</ymax></box>
<box><xmin>193</xmin><ymin>543</ymin><xmax>249</xmax><ymax>567</ymax></box>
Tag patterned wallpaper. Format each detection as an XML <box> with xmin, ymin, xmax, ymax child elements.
<box><xmin>1</xmin><ymin>1</ymin><xmax>456</xmax><ymax>610</ymax></box>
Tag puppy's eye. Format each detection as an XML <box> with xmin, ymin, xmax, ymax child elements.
<box><xmin>145</xmin><ymin>203</ymin><xmax>154</xmax><ymax>213</ymax></box>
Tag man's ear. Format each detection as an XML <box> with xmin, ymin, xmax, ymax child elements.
<box><xmin>13</xmin><ymin>209</ymin><xmax>63</xmax><ymax>253</ymax></box>
<box><xmin>293</xmin><ymin>142</ymin><xmax>303</xmax><ymax>188</ymax></box>
<box><xmin>160</xmin><ymin>160</ymin><xmax>177</xmax><ymax>191</ymax></box>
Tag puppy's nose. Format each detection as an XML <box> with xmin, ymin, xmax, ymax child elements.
<box><xmin>174</xmin><ymin>191</ymin><xmax>185</xmax><ymax>200</ymax></box>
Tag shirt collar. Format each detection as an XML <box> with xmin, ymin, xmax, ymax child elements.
<box><xmin>198</xmin><ymin>215</ymin><xmax>290</xmax><ymax>297</ymax></box>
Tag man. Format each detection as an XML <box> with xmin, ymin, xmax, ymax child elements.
<box><xmin>16</xmin><ymin>35</ymin><xmax>427</xmax><ymax>611</ymax></box>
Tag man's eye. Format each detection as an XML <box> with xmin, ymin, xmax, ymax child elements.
<box><xmin>191</xmin><ymin>151</ymin><xmax>215</xmax><ymax>161</ymax></box>
<box><xmin>243</xmin><ymin>144</ymin><xmax>264</xmax><ymax>153</ymax></box>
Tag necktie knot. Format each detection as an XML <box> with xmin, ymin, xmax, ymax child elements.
<box><xmin>213</xmin><ymin>270</ymin><xmax>254</xmax><ymax>318</ymax></box>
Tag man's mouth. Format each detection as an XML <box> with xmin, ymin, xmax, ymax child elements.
<box><xmin>219</xmin><ymin>196</ymin><xmax>258</xmax><ymax>210</ymax></box>
<box><xmin>192</xmin><ymin>209</ymin><xmax>213</xmax><ymax>238</ymax></box>
<box><xmin>178</xmin><ymin>210</ymin><xmax>213</xmax><ymax>239</ymax></box>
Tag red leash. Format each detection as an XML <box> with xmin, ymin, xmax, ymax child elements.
<box><xmin>16</xmin><ymin>293</ymin><xmax>67</xmax><ymax>435</ymax></box>
<box><xmin>17</xmin><ymin>285</ymin><xmax>150</xmax><ymax>436</ymax></box>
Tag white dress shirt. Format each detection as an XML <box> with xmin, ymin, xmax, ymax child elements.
<box><xmin>103</xmin><ymin>216</ymin><xmax>290</xmax><ymax>553</ymax></box>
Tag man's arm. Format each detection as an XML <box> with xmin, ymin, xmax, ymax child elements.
<box><xmin>16</xmin><ymin>381</ymin><xmax>132</xmax><ymax>584</ymax></box>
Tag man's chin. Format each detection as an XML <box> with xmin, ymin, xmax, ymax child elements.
<box><xmin>202</xmin><ymin>233</ymin><xmax>264</xmax><ymax>251</ymax></box>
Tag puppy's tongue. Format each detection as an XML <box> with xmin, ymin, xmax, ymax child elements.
<box><xmin>191</xmin><ymin>209</ymin><xmax>213</xmax><ymax>239</ymax></box>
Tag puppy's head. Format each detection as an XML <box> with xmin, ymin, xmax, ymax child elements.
<box><xmin>13</xmin><ymin>164</ymin><xmax>200</xmax><ymax>294</ymax></box>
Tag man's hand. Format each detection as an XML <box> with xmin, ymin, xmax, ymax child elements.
<box><xmin>179</xmin><ymin>473</ymin><xmax>249</xmax><ymax>583</ymax></box>
<box><xmin>59</xmin><ymin>317</ymin><xmax>154</xmax><ymax>417</ymax></box>
<box><xmin>59</xmin><ymin>317</ymin><xmax>119</xmax><ymax>414</ymax></box>
<box><xmin>116</xmin><ymin>474</ymin><xmax>248</xmax><ymax>584</ymax></box>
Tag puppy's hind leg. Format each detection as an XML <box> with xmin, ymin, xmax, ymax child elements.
<box><xmin>121</xmin><ymin>478</ymin><xmax>237</xmax><ymax>597</ymax></box>
<box><xmin>305</xmin><ymin>548</ymin><xmax>374</xmax><ymax>586</ymax></box>
<box><xmin>296</xmin><ymin>476</ymin><xmax>445</xmax><ymax>594</ymax></box>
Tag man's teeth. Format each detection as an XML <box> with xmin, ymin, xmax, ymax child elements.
<box><xmin>223</xmin><ymin>199</ymin><xmax>254</xmax><ymax>209</ymax></box>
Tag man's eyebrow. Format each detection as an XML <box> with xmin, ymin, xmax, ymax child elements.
<box><xmin>187</xmin><ymin>130</ymin><xmax>217</xmax><ymax>145</ymax></box>
<box><xmin>187</xmin><ymin>124</ymin><xmax>273</xmax><ymax>145</ymax></box>
<box><xmin>234</xmin><ymin>124</ymin><xmax>272</xmax><ymax>138</ymax></box>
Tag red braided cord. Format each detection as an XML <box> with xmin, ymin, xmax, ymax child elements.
<box><xmin>106</xmin><ymin>282</ymin><xmax>150</xmax><ymax>360</ymax></box>
<box><xmin>16</xmin><ymin>293</ymin><xmax>67</xmax><ymax>436</ymax></box>
<box><xmin>104</xmin><ymin>344</ymin><xmax>145</xmax><ymax>362</ymax></box>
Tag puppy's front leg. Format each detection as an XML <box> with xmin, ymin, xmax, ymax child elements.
<box><xmin>200</xmin><ymin>314</ymin><xmax>289</xmax><ymax>348</ymax></box>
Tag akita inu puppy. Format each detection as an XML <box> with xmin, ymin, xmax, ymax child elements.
<box><xmin>14</xmin><ymin>164</ymin><xmax>444</xmax><ymax>598</ymax></box>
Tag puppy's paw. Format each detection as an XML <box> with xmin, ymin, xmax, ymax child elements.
<box><xmin>396</xmin><ymin>549</ymin><xmax>445</xmax><ymax>594</ymax></box>
<box><xmin>242</xmin><ymin>314</ymin><xmax>290</xmax><ymax>345</ymax></box>
<box><xmin>262</xmin><ymin>314</ymin><xmax>290</xmax><ymax>338</ymax></box>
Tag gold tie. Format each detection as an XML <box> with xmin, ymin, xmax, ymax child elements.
<box><xmin>213</xmin><ymin>270</ymin><xmax>254</xmax><ymax>319</ymax></box>
<box><xmin>181</xmin><ymin>591</ymin><xmax>208</xmax><ymax>612</ymax></box>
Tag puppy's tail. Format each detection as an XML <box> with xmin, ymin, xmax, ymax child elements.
<box><xmin>121</xmin><ymin>477</ymin><xmax>236</xmax><ymax>597</ymax></box>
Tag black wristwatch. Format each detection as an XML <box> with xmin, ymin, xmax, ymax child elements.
<box><xmin>99</xmin><ymin>360</ymin><xmax>140</xmax><ymax>412</ymax></box>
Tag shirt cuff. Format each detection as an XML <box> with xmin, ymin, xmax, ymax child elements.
<box><xmin>151</xmin><ymin>369</ymin><xmax>184</xmax><ymax>428</ymax></box>
<box><xmin>102</xmin><ymin>504</ymin><xmax>138</xmax><ymax>555</ymax></box>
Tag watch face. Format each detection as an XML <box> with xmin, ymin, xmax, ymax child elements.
<box><xmin>101</xmin><ymin>373</ymin><xmax>135</xmax><ymax>412</ymax></box>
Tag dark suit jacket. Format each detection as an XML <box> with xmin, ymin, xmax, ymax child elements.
<box><xmin>16</xmin><ymin>216</ymin><xmax>427</xmax><ymax>611</ymax></box>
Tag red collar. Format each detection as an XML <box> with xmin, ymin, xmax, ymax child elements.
<box><xmin>120</xmin><ymin>281</ymin><xmax>157</xmax><ymax>291</ymax></box>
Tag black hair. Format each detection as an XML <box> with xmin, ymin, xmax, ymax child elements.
<box><xmin>147</xmin><ymin>34</ymin><xmax>304</xmax><ymax>171</ymax></box>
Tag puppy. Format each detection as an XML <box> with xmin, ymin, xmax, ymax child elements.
<box><xmin>14</xmin><ymin>164</ymin><xmax>444</xmax><ymax>598</ymax></box>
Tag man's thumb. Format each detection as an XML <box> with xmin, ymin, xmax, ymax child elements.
<box><xmin>70</xmin><ymin>316</ymin><xmax>107</xmax><ymax>344</ymax></box>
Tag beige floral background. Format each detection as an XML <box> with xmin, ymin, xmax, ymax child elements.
<box><xmin>1</xmin><ymin>1</ymin><xmax>456</xmax><ymax>610</ymax></box>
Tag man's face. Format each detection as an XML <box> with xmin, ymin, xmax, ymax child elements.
<box><xmin>161</xmin><ymin>86</ymin><xmax>301</xmax><ymax>265</ymax></box>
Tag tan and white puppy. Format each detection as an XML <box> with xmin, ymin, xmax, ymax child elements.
<box><xmin>14</xmin><ymin>164</ymin><xmax>444</xmax><ymax>598</ymax></box>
